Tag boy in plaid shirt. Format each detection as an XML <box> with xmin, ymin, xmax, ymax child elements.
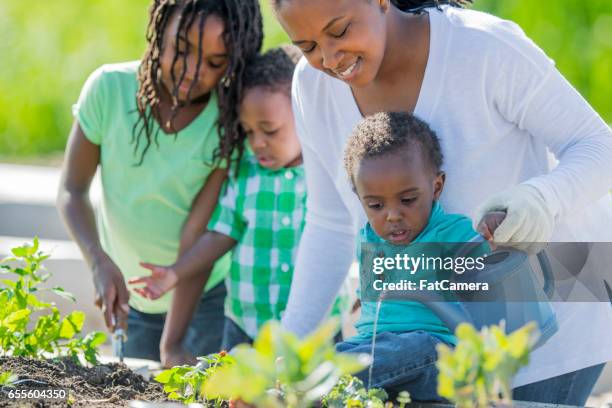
<box><xmin>130</xmin><ymin>46</ymin><xmax>345</xmax><ymax>352</ymax></box>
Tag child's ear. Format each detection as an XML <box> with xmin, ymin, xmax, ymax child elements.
<box><xmin>433</xmin><ymin>171</ymin><xmax>445</xmax><ymax>200</ymax></box>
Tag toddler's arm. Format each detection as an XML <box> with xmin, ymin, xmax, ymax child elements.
<box><xmin>160</xmin><ymin>168</ymin><xmax>228</xmax><ymax>366</ymax></box>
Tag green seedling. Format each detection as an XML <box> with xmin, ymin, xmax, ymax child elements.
<box><xmin>436</xmin><ymin>322</ymin><xmax>539</xmax><ymax>408</ymax></box>
<box><xmin>155</xmin><ymin>351</ymin><xmax>234</xmax><ymax>405</ymax></box>
<box><xmin>322</xmin><ymin>374</ymin><xmax>391</xmax><ymax>408</ymax></box>
<box><xmin>203</xmin><ymin>319</ymin><xmax>371</xmax><ymax>408</ymax></box>
<box><xmin>0</xmin><ymin>371</ymin><xmax>17</xmax><ymax>386</ymax></box>
<box><xmin>0</xmin><ymin>238</ymin><xmax>106</xmax><ymax>364</ymax></box>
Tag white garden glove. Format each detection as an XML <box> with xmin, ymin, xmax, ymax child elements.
<box><xmin>474</xmin><ymin>184</ymin><xmax>555</xmax><ymax>254</ymax></box>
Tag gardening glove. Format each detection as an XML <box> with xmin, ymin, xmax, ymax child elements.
<box><xmin>474</xmin><ymin>184</ymin><xmax>554</xmax><ymax>254</ymax></box>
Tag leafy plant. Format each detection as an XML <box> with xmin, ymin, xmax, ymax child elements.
<box><xmin>322</xmin><ymin>375</ymin><xmax>411</xmax><ymax>408</ymax></box>
<box><xmin>155</xmin><ymin>351</ymin><xmax>234</xmax><ymax>405</ymax></box>
<box><xmin>203</xmin><ymin>319</ymin><xmax>371</xmax><ymax>408</ymax></box>
<box><xmin>436</xmin><ymin>322</ymin><xmax>539</xmax><ymax>408</ymax></box>
<box><xmin>322</xmin><ymin>374</ymin><xmax>389</xmax><ymax>408</ymax></box>
<box><xmin>0</xmin><ymin>238</ymin><xmax>106</xmax><ymax>364</ymax></box>
<box><xmin>0</xmin><ymin>371</ymin><xmax>17</xmax><ymax>386</ymax></box>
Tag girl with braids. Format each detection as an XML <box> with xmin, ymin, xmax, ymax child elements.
<box><xmin>129</xmin><ymin>46</ymin><xmax>346</xmax><ymax>350</ymax></box>
<box><xmin>272</xmin><ymin>0</ymin><xmax>612</xmax><ymax>404</ymax></box>
<box><xmin>57</xmin><ymin>0</ymin><xmax>262</xmax><ymax>367</ymax></box>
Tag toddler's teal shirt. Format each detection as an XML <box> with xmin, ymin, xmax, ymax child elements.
<box><xmin>352</xmin><ymin>201</ymin><xmax>482</xmax><ymax>345</ymax></box>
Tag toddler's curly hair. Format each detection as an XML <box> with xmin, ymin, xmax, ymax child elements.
<box><xmin>241</xmin><ymin>44</ymin><xmax>301</xmax><ymax>99</ymax></box>
<box><xmin>344</xmin><ymin>112</ymin><xmax>443</xmax><ymax>186</ymax></box>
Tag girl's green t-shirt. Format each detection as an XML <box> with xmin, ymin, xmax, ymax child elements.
<box><xmin>73</xmin><ymin>61</ymin><xmax>230</xmax><ymax>314</ymax></box>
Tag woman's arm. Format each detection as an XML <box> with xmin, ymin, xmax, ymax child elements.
<box><xmin>281</xmin><ymin>74</ymin><xmax>357</xmax><ymax>337</ymax></box>
<box><xmin>516</xmin><ymin>67</ymin><xmax>612</xmax><ymax>218</ymax></box>
<box><xmin>491</xmin><ymin>22</ymin><xmax>612</xmax><ymax>219</ymax></box>
<box><xmin>57</xmin><ymin>121</ymin><xmax>130</xmax><ymax>330</ymax></box>
<box><xmin>474</xmin><ymin>21</ymin><xmax>612</xmax><ymax>250</ymax></box>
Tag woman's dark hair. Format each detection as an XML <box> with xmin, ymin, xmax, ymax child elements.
<box><xmin>272</xmin><ymin>0</ymin><xmax>472</xmax><ymax>13</ymax></box>
<box><xmin>132</xmin><ymin>0</ymin><xmax>263</xmax><ymax>166</ymax></box>
<box><xmin>344</xmin><ymin>112</ymin><xmax>443</xmax><ymax>185</ymax></box>
<box><xmin>391</xmin><ymin>0</ymin><xmax>472</xmax><ymax>13</ymax></box>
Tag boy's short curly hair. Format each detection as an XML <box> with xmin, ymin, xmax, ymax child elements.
<box><xmin>241</xmin><ymin>44</ymin><xmax>301</xmax><ymax>99</ymax></box>
<box><xmin>344</xmin><ymin>112</ymin><xmax>443</xmax><ymax>185</ymax></box>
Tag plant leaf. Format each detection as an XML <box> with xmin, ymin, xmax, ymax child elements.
<box><xmin>50</xmin><ymin>287</ymin><xmax>76</xmax><ymax>302</ymax></box>
<box><xmin>2</xmin><ymin>309</ymin><xmax>31</xmax><ymax>331</ymax></box>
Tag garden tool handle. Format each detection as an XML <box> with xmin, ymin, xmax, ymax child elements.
<box><xmin>112</xmin><ymin>314</ymin><xmax>127</xmax><ymax>362</ymax></box>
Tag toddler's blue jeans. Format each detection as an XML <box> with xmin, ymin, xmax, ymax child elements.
<box><xmin>336</xmin><ymin>330</ymin><xmax>450</xmax><ymax>402</ymax></box>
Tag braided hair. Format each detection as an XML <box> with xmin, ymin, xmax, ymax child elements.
<box><xmin>272</xmin><ymin>0</ymin><xmax>472</xmax><ymax>14</ymax></box>
<box><xmin>132</xmin><ymin>0</ymin><xmax>263</xmax><ymax>166</ymax></box>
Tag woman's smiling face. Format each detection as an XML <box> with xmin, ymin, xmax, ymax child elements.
<box><xmin>275</xmin><ymin>0</ymin><xmax>389</xmax><ymax>87</ymax></box>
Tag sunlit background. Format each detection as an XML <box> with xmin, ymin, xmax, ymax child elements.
<box><xmin>0</xmin><ymin>0</ymin><xmax>610</xmax><ymax>161</ymax></box>
<box><xmin>1</xmin><ymin>2</ymin><xmax>611</xmax><ymax>402</ymax></box>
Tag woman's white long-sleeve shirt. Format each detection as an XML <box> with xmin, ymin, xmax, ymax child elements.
<box><xmin>282</xmin><ymin>6</ymin><xmax>612</xmax><ymax>386</ymax></box>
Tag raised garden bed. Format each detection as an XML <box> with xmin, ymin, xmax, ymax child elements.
<box><xmin>0</xmin><ymin>356</ymin><xmax>167</xmax><ymax>407</ymax></box>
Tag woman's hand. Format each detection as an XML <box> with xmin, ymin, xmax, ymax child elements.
<box><xmin>128</xmin><ymin>263</ymin><xmax>178</xmax><ymax>300</ymax></box>
<box><xmin>475</xmin><ymin>184</ymin><xmax>554</xmax><ymax>254</ymax></box>
<box><xmin>91</xmin><ymin>252</ymin><xmax>130</xmax><ymax>331</ymax></box>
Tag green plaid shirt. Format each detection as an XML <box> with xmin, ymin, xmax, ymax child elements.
<box><xmin>208</xmin><ymin>154</ymin><xmax>345</xmax><ymax>338</ymax></box>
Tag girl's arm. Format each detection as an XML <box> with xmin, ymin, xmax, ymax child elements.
<box><xmin>159</xmin><ymin>168</ymin><xmax>235</xmax><ymax>364</ymax></box>
<box><xmin>57</xmin><ymin>122</ymin><xmax>130</xmax><ymax>330</ymax></box>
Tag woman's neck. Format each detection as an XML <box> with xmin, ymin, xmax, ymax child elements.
<box><xmin>373</xmin><ymin>8</ymin><xmax>429</xmax><ymax>88</ymax></box>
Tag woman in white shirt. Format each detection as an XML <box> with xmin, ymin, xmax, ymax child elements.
<box><xmin>271</xmin><ymin>0</ymin><xmax>612</xmax><ymax>404</ymax></box>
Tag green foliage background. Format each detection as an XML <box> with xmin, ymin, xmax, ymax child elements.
<box><xmin>0</xmin><ymin>0</ymin><xmax>610</xmax><ymax>159</ymax></box>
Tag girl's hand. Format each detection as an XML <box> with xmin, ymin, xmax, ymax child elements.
<box><xmin>128</xmin><ymin>263</ymin><xmax>178</xmax><ymax>300</ymax></box>
<box><xmin>91</xmin><ymin>253</ymin><xmax>130</xmax><ymax>331</ymax></box>
<box><xmin>475</xmin><ymin>184</ymin><xmax>554</xmax><ymax>254</ymax></box>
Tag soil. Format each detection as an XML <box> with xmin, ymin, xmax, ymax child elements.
<box><xmin>0</xmin><ymin>356</ymin><xmax>168</xmax><ymax>407</ymax></box>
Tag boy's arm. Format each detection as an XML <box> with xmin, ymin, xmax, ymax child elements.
<box><xmin>159</xmin><ymin>168</ymin><xmax>233</xmax><ymax>365</ymax></box>
<box><xmin>160</xmin><ymin>230</ymin><xmax>236</xmax><ymax>366</ymax></box>
<box><xmin>178</xmin><ymin>168</ymin><xmax>228</xmax><ymax>256</ymax></box>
